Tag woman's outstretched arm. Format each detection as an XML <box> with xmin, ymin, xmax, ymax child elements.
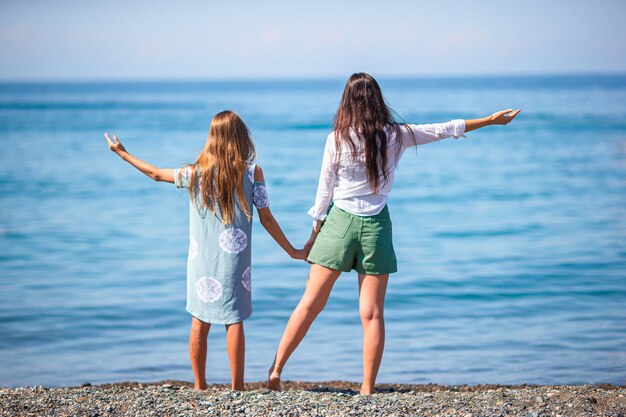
<box><xmin>465</xmin><ymin>109</ymin><xmax>521</xmax><ymax>133</ymax></box>
<box><xmin>402</xmin><ymin>108</ymin><xmax>520</xmax><ymax>148</ymax></box>
<box><xmin>105</xmin><ymin>132</ymin><xmax>175</xmax><ymax>183</ymax></box>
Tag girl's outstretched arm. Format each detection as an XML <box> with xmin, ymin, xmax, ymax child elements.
<box><xmin>464</xmin><ymin>109</ymin><xmax>521</xmax><ymax>133</ymax></box>
<box><xmin>105</xmin><ymin>133</ymin><xmax>175</xmax><ymax>183</ymax></box>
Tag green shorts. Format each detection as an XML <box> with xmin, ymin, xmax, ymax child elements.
<box><xmin>307</xmin><ymin>204</ymin><xmax>397</xmax><ymax>275</ymax></box>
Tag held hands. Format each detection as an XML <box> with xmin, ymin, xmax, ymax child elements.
<box><xmin>290</xmin><ymin>248</ymin><xmax>309</xmax><ymax>261</ymax></box>
<box><xmin>289</xmin><ymin>229</ymin><xmax>319</xmax><ymax>261</ymax></box>
<box><xmin>104</xmin><ymin>132</ymin><xmax>127</xmax><ymax>156</ymax></box>
<box><xmin>489</xmin><ymin>109</ymin><xmax>521</xmax><ymax>125</ymax></box>
<box><xmin>303</xmin><ymin>232</ymin><xmax>318</xmax><ymax>253</ymax></box>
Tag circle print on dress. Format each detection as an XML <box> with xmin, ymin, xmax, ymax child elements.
<box><xmin>248</xmin><ymin>167</ymin><xmax>255</xmax><ymax>184</ymax></box>
<box><xmin>196</xmin><ymin>276</ymin><xmax>223</xmax><ymax>303</ymax></box>
<box><xmin>242</xmin><ymin>266</ymin><xmax>251</xmax><ymax>292</ymax></box>
<box><xmin>188</xmin><ymin>235</ymin><xmax>198</xmax><ymax>260</ymax></box>
<box><xmin>218</xmin><ymin>228</ymin><xmax>248</xmax><ymax>254</ymax></box>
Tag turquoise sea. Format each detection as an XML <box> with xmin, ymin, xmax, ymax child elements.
<box><xmin>0</xmin><ymin>76</ymin><xmax>625</xmax><ymax>387</ymax></box>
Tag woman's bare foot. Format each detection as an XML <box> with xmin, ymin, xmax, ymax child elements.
<box><xmin>267</xmin><ymin>364</ymin><xmax>282</xmax><ymax>391</ymax></box>
<box><xmin>194</xmin><ymin>383</ymin><xmax>208</xmax><ymax>390</ymax></box>
<box><xmin>360</xmin><ymin>384</ymin><xmax>375</xmax><ymax>395</ymax></box>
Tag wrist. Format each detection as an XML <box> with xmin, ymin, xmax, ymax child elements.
<box><xmin>312</xmin><ymin>219</ymin><xmax>323</xmax><ymax>233</ymax></box>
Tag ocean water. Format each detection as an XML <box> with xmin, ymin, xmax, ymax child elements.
<box><xmin>0</xmin><ymin>76</ymin><xmax>625</xmax><ymax>388</ymax></box>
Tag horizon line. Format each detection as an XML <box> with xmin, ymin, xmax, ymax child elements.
<box><xmin>1</xmin><ymin>71</ymin><xmax>626</xmax><ymax>84</ymax></box>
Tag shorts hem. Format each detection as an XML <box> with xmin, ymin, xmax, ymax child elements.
<box><xmin>354</xmin><ymin>267</ymin><xmax>398</xmax><ymax>275</ymax></box>
<box><xmin>306</xmin><ymin>257</ymin><xmax>350</xmax><ymax>273</ymax></box>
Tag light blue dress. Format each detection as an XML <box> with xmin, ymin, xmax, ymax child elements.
<box><xmin>173</xmin><ymin>164</ymin><xmax>269</xmax><ymax>324</ymax></box>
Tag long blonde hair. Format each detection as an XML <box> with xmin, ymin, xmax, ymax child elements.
<box><xmin>181</xmin><ymin>110</ymin><xmax>256</xmax><ymax>224</ymax></box>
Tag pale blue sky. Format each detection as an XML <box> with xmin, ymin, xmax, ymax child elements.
<box><xmin>1</xmin><ymin>0</ymin><xmax>625</xmax><ymax>80</ymax></box>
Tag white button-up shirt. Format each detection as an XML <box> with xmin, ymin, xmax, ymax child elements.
<box><xmin>308</xmin><ymin>120</ymin><xmax>466</xmax><ymax>220</ymax></box>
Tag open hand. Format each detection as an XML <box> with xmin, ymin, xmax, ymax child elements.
<box><xmin>105</xmin><ymin>132</ymin><xmax>127</xmax><ymax>156</ymax></box>
<box><xmin>489</xmin><ymin>109</ymin><xmax>521</xmax><ymax>125</ymax></box>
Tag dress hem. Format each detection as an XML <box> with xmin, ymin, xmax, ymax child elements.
<box><xmin>187</xmin><ymin>308</ymin><xmax>252</xmax><ymax>325</ymax></box>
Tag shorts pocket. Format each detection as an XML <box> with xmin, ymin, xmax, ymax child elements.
<box><xmin>322</xmin><ymin>214</ymin><xmax>353</xmax><ymax>239</ymax></box>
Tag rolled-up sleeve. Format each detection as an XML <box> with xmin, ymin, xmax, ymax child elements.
<box><xmin>402</xmin><ymin>119</ymin><xmax>466</xmax><ymax>149</ymax></box>
<box><xmin>307</xmin><ymin>134</ymin><xmax>337</xmax><ymax>220</ymax></box>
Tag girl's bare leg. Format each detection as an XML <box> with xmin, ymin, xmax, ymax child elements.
<box><xmin>189</xmin><ymin>316</ymin><xmax>211</xmax><ymax>390</ymax></box>
<box><xmin>225</xmin><ymin>322</ymin><xmax>245</xmax><ymax>391</ymax></box>
<box><xmin>268</xmin><ymin>264</ymin><xmax>342</xmax><ymax>390</ymax></box>
<box><xmin>358</xmin><ymin>273</ymin><xmax>389</xmax><ymax>395</ymax></box>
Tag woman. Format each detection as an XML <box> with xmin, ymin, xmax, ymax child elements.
<box><xmin>267</xmin><ymin>73</ymin><xmax>520</xmax><ymax>394</ymax></box>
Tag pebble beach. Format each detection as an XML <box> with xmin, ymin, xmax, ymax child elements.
<box><xmin>1</xmin><ymin>381</ymin><xmax>624</xmax><ymax>417</ymax></box>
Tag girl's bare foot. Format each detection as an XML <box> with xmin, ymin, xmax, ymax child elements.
<box><xmin>194</xmin><ymin>383</ymin><xmax>208</xmax><ymax>390</ymax></box>
<box><xmin>267</xmin><ymin>364</ymin><xmax>282</xmax><ymax>391</ymax></box>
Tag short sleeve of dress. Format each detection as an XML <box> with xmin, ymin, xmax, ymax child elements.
<box><xmin>248</xmin><ymin>164</ymin><xmax>270</xmax><ymax>209</ymax></box>
<box><xmin>173</xmin><ymin>166</ymin><xmax>193</xmax><ymax>189</ymax></box>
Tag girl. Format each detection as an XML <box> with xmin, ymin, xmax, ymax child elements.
<box><xmin>105</xmin><ymin>110</ymin><xmax>306</xmax><ymax>390</ymax></box>
<box><xmin>267</xmin><ymin>73</ymin><xmax>521</xmax><ymax>394</ymax></box>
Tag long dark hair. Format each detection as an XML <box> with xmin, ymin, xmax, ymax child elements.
<box><xmin>333</xmin><ymin>72</ymin><xmax>402</xmax><ymax>192</ymax></box>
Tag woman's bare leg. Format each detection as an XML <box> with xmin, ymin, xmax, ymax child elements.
<box><xmin>267</xmin><ymin>264</ymin><xmax>342</xmax><ymax>390</ymax></box>
<box><xmin>358</xmin><ymin>273</ymin><xmax>389</xmax><ymax>395</ymax></box>
<box><xmin>189</xmin><ymin>316</ymin><xmax>211</xmax><ymax>390</ymax></box>
<box><xmin>225</xmin><ymin>322</ymin><xmax>245</xmax><ymax>391</ymax></box>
